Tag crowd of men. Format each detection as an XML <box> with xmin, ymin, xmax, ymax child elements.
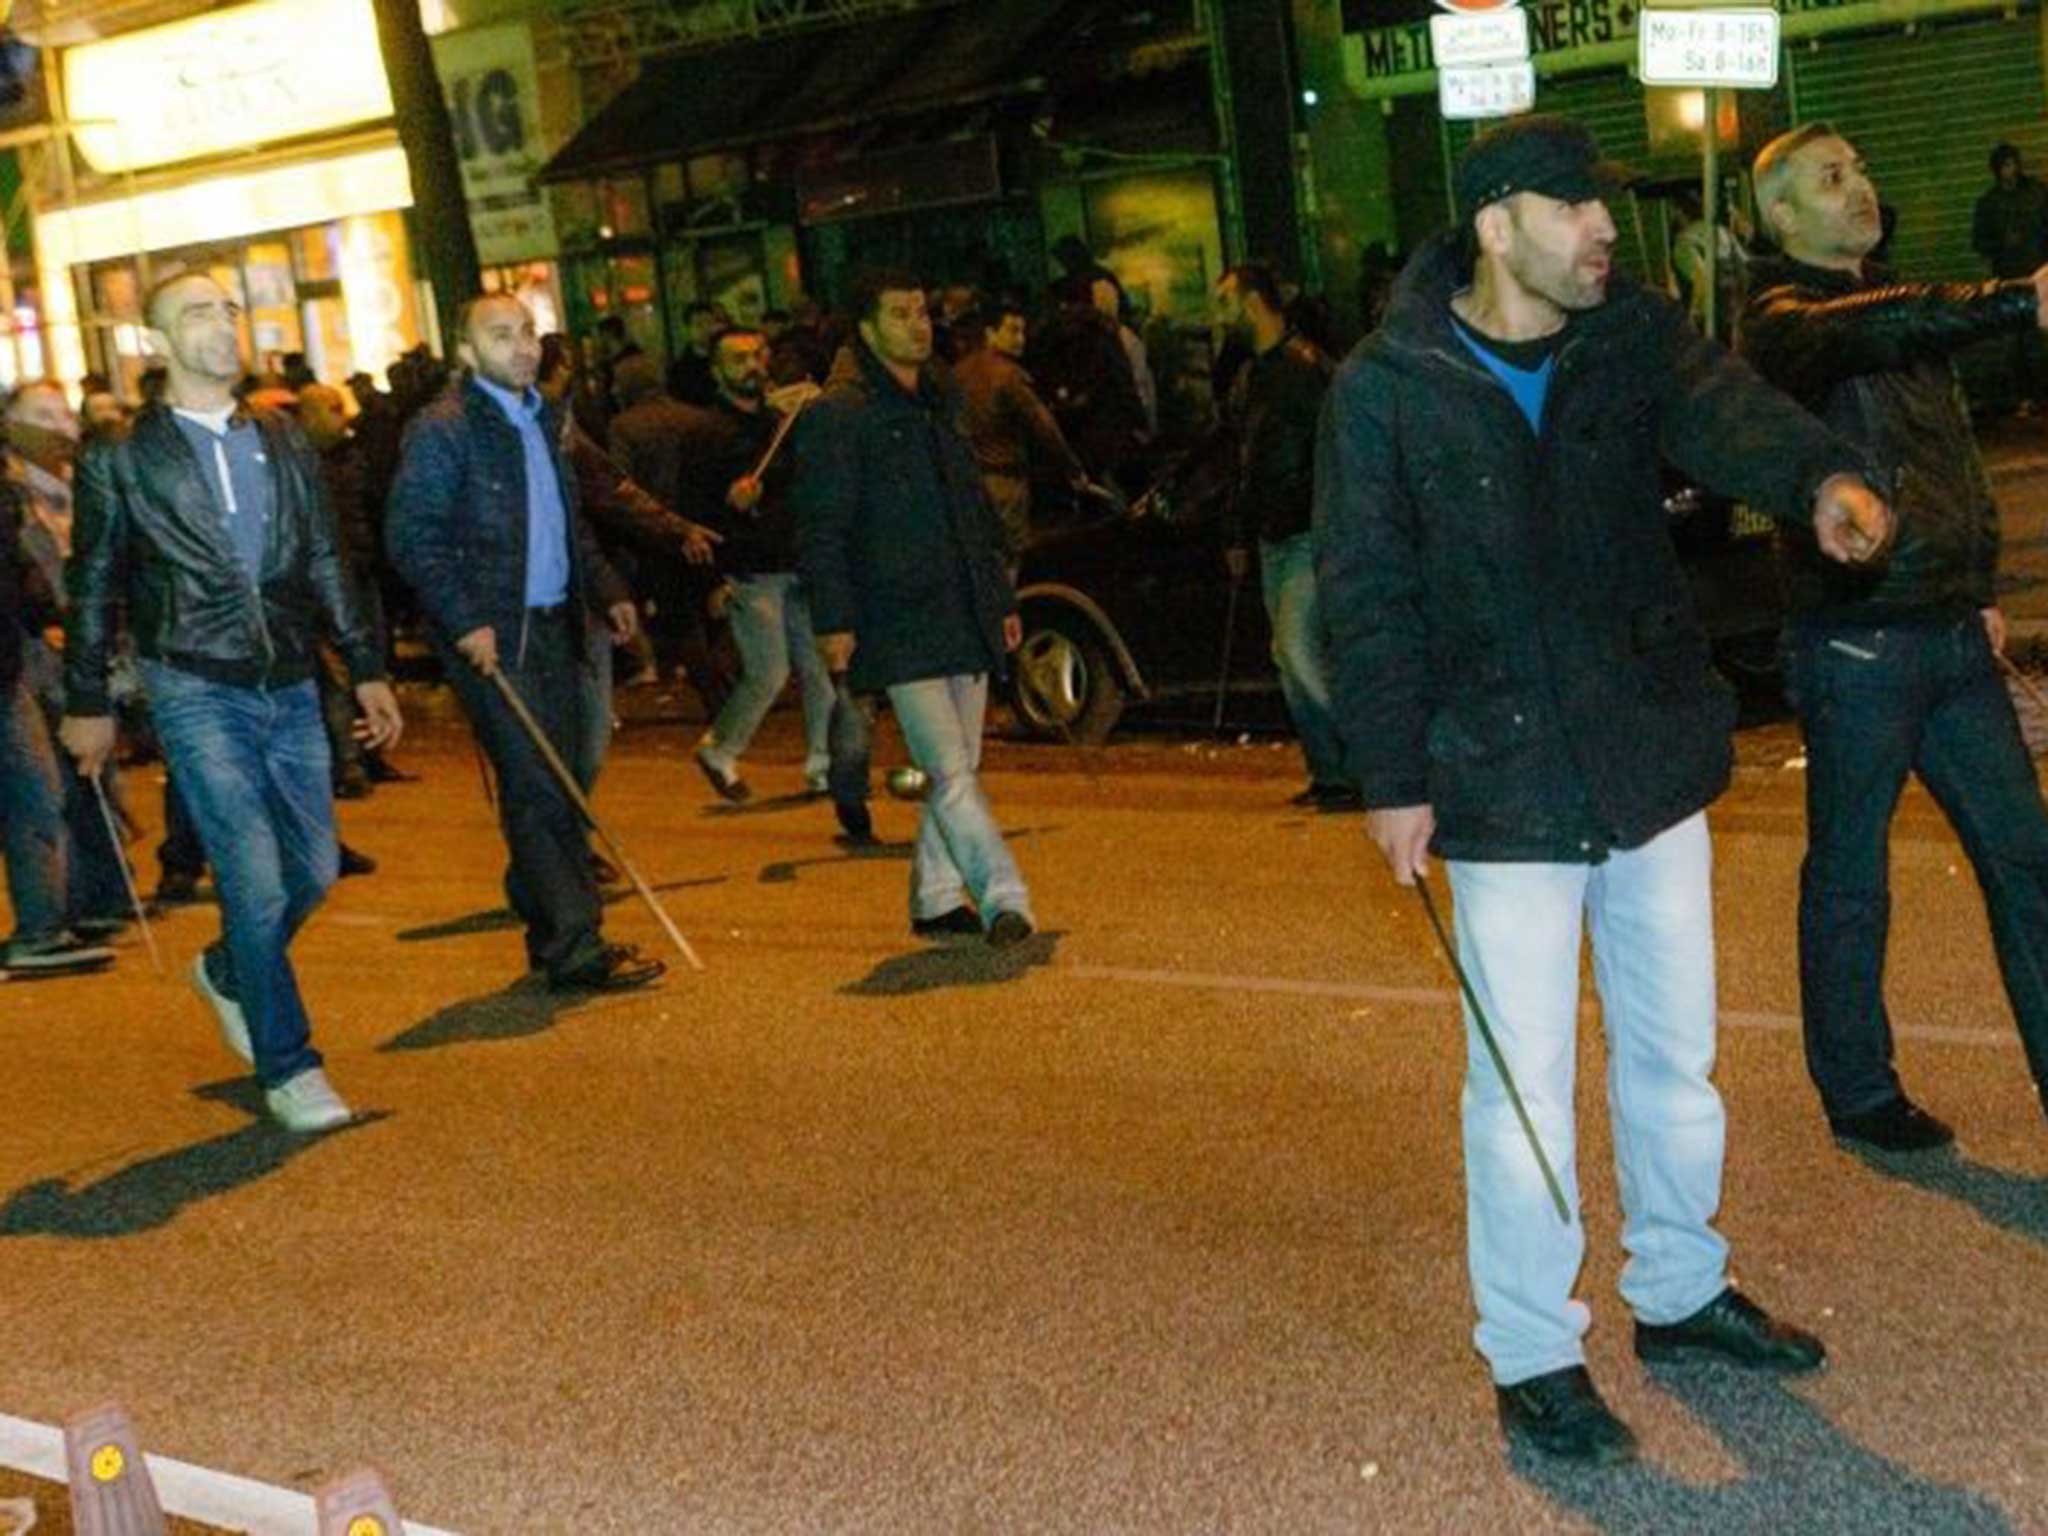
<box><xmin>8</xmin><ymin>109</ymin><xmax>2048</xmax><ymax>1466</ymax></box>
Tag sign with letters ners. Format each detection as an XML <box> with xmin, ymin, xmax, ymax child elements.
<box><xmin>1438</xmin><ymin>60</ymin><xmax>1537</xmax><ymax>120</ymax></box>
<box><xmin>429</xmin><ymin>22</ymin><xmax>559</xmax><ymax>266</ymax></box>
<box><xmin>1429</xmin><ymin>8</ymin><xmax>1532</xmax><ymax>68</ymax></box>
<box><xmin>1433</xmin><ymin>0</ymin><xmax>1522</xmax><ymax>11</ymax></box>
<box><xmin>1637</xmin><ymin>6</ymin><xmax>1781</xmax><ymax>89</ymax></box>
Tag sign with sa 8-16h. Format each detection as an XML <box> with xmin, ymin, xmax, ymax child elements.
<box><xmin>1638</xmin><ymin>6</ymin><xmax>1781</xmax><ymax>89</ymax></box>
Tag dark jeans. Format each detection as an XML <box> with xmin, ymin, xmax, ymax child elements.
<box><xmin>438</xmin><ymin>608</ymin><xmax>604</xmax><ymax>979</ymax></box>
<box><xmin>827</xmin><ymin>672</ymin><xmax>873</xmax><ymax>811</ymax></box>
<box><xmin>0</xmin><ymin>671</ymin><xmax>69</xmax><ymax>945</ymax></box>
<box><xmin>1788</xmin><ymin>612</ymin><xmax>2048</xmax><ymax>1116</ymax></box>
<box><xmin>57</xmin><ymin>744</ymin><xmax>130</xmax><ymax>924</ymax></box>
<box><xmin>142</xmin><ymin>662</ymin><xmax>334</xmax><ymax>1089</ymax></box>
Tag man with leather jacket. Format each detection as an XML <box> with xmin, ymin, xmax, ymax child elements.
<box><xmin>1317</xmin><ymin>116</ymin><xmax>1888</xmax><ymax>1466</ymax></box>
<box><xmin>1215</xmin><ymin>261</ymin><xmax>1351</xmax><ymax>810</ymax></box>
<box><xmin>1741</xmin><ymin>124</ymin><xmax>2048</xmax><ymax>1153</ymax></box>
<box><xmin>61</xmin><ymin>272</ymin><xmax>402</xmax><ymax>1132</ymax></box>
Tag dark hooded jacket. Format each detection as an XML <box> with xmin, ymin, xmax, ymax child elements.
<box><xmin>1314</xmin><ymin>232</ymin><xmax>1865</xmax><ymax>863</ymax></box>
<box><xmin>792</xmin><ymin>344</ymin><xmax>1015</xmax><ymax>692</ymax></box>
<box><xmin>1739</xmin><ymin>253</ymin><xmax>2036</xmax><ymax>624</ymax></box>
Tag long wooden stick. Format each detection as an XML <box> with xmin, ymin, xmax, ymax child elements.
<box><xmin>90</xmin><ymin>773</ymin><xmax>163</xmax><ymax>976</ymax></box>
<box><xmin>485</xmin><ymin>665</ymin><xmax>704</xmax><ymax>972</ymax></box>
<box><xmin>748</xmin><ymin>393</ymin><xmax>812</xmax><ymax>482</ymax></box>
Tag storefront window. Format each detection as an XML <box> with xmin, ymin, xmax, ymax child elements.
<box><xmin>483</xmin><ymin>261</ymin><xmax>564</xmax><ymax>337</ymax></box>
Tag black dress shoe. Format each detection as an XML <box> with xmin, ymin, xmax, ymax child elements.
<box><xmin>365</xmin><ymin>755</ymin><xmax>419</xmax><ymax>784</ymax></box>
<box><xmin>549</xmin><ymin>943</ymin><xmax>666</xmax><ymax>993</ymax></box>
<box><xmin>693</xmin><ymin>746</ymin><xmax>751</xmax><ymax>804</ymax></box>
<box><xmin>153</xmin><ymin>870</ymin><xmax>202</xmax><ymax>906</ymax></box>
<box><xmin>590</xmin><ymin>852</ymin><xmax>624</xmax><ymax>888</ymax></box>
<box><xmin>912</xmin><ymin>906</ymin><xmax>982</xmax><ymax>940</ymax></box>
<box><xmin>337</xmin><ymin>843</ymin><xmax>377</xmax><ymax>877</ymax></box>
<box><xmin>1310</xmin><ymin>783</ymin><xmax>1365</xmax><ymax>813</ymax></box>
<box><xmin>1829</xmin><ymin>1095</ymin><xmax>1954</xmax><ymax>1152</ymax></box>
<box><xmin>1635</xmin><ymin>1288</ymin><xmax>1826</xmax><ymax>1373</ymax></box>
<box><xmin>835</xmin><ymin>798</ymin><xmax>874</xmax><ymax>844</ymax></box>
<box><xmin>986</xmin><ymin>910</ymin><xmax>1034</xmax><ymax>949</ymax></box>
<box><xmin>1496</xmin><ymin>1366</ymin><xmax>1636</xmax><ymax>1465</ymax></box>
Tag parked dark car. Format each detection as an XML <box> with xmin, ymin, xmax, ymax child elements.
<box><xmin>1006</xmin><ymin>449</ymin><xmax>1787</xmax><ymax>746</ymax></box>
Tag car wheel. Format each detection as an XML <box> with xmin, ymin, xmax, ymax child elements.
<box><xmin>1012</xmin><ymin>615</ymin><xmax>1124</xmax><ymax>746</ymax></box>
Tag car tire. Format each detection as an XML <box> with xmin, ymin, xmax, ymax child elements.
<box><xmin>1011</xmin><ymin>613</ymin><xmax>1125</xmax><ymax>746</ymax></box>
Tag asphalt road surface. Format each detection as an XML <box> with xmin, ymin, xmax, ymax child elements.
<box><xmin>7</xmin><ymin>431</ymin><xmax>2048</xmax><ymax>1533</ymax></box>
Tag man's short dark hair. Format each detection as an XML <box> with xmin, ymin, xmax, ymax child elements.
<box><xmin>142</xmin><ymin>269</ymin><xmax>219</xmax><ymax>332</ymax></box>
<box><xmin>1222</xmin><ymin>262</ymin><xmax>1286</xmax><ymax>313</ymax></box>
<box><xmin>1992</xmin><ymin>142</ymin><xmax>2022</xmax><ymax>176</ymax></box>
<box><xmin>848</xmin><ymin>267</ymin><xmax>926</xmax><ymax>325</ymax></box>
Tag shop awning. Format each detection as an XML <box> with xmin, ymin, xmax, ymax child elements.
<box><xmin>538</xmin><ymin>0</ymin><xmax>1154</xmax><ymax>184</ymax></box>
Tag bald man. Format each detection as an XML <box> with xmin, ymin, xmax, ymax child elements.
<box><xmin>61</xmin><ymin>271</ymin><xmax>402</xmax><ymax>1132</ymax></box>
<box><xmin>386</xmin><ymin>294</ymin><xmax>663</xmax><ymax>995</ymax></box>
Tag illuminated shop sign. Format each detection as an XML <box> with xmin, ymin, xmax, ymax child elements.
<box><xmin>63</xmin><ymin>0</ymin><xmax>393</xmax><ymax>174</ymax></box>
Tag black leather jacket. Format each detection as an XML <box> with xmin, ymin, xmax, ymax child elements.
<box><xmin>1226</xmin><ymin>331</ymin><xmax>1332</xmax><ymax>548</ymax></box>
<box><xmin>66</xmin><ymin>402</ymin><xmax>382</xmax><ymax>715</ymax></box>
<box><xmin>1739</xmin><ymin>254</ymin><xmax>2036</xmax><ymax>624</ymax></box>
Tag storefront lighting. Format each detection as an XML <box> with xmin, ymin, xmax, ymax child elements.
<box><xmin>1301</xmin><ymin>88</ymin><xmax>1320</xmax><ymax>106</ymax></box>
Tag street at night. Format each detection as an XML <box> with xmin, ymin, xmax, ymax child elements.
<box><xmin>6</xmin><ymin>614</ymin><xmax>2048</xmax><ymax>1531</ymax></box>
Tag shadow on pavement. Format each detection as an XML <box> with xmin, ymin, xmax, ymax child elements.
<box><xmin>1849</xmin><ymin>1143</ymin><xmax>2048</xmax><ymax>1245</ymax></box>
<box><xmin>379</xmin><ymin>978</ymin><xmax>620</xmax><ymax>1053</ymax></box>
<box><xmin>1511</xmin><ymin>1367</ymin><xmax>2011</xmax><ymax>1533</ymax></box>
<box><xmin>0</xmin><ymin>1079</ymin><xmax>382</xmax><ymax>1240</ymax></box>
<box><xmin>702</xmin><ymin>790</ymin><xmax>828</xmax><ymax>818</ymax></box>
<box><xmin>394</xmin><ymin>873</ymin><xmax>728</xmax><ymax>942</ymax></box>
<box><xmin>759</xmin><ymin>840</ymin><xmax>913</xmax><ymax>885</ymax></box>
<box><xmin>842</xmin><ymin>931</ymin><xmax>1061</xmax><ymax>997</ymax></box>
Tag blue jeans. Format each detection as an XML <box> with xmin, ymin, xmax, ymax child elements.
<box><xmin>143</xmin><ymin>662</ymin><xmax>335</xmax><ymax>1089</ymax></box>
<box><xmin>700</xmin><ymin>573</ymin><xmax>833</xmax><ymax>781</ymax></box>
<box><xmin>1789</xmin><ymin>613</ymin><xmax>2048</xmax><ymax>1115</ymax></box>
<box><xmin>888</xmin><ymin>674</ymin><xmax>1032</xmax><ymax>927</ymax></box>
<box><xmin>0</xmin><ymin>671</ymin><xmax>70</xmax><ymax>945</ymax></box>
<box><xmin>1259</xmin><ymin>532</ymin><xmax>1348</xmax><ymax>788</ymax></box>
<box><xmin>1448</xmin><ymin>813</ymin><xmax>1729</xmax><ymax>1386</ymax></box>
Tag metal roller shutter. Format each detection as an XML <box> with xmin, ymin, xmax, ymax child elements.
<box><xmin>1785</xmin><ymin>12</ymin><xmax>2048</xmax><ymax>283</ymax></box>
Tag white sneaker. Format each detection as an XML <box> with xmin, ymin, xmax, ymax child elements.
<box><xmin>264</xmin><ymin>1068</ymin><xmax>352</xmax><ymax>1133</ymax></box>
<box><xmin>190</xmin><ymin>951</ymin><xmax>253</xmax><ymax>1065</ymax></box>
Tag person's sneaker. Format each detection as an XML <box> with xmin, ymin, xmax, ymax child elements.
<box><xmin>548</xmin><ymin>943</ymin><xmax>667</xmax><ymax>993</ymax></box>
<box><xmin>3</xmin><ymin>934</ymin><xmax>115</xmax><ymax>978</ymax></box>
<box><xmin>191</xmin><ymin>949</ymin><xmax>252</xmax><ymax>1065</ymax></box>
<box><xmin>264</xmin><ymin>1068</ymin><xmax>352</xmax><ymax>1133</ymax></box>
<box><xmin>835</xmin><ymin>798</ymin><xmax>875</xmax><ymax>845</ymax></box>
<box><xmin>337</xmin><ymin>843</ymin><xmax>377</xmax><ymax>878</ymax></box>
<box><xmin>693</xmin><ymin>745</ymin><xmax>751</xmax><ymax>803</ymax></box>
<box><xmin>152</xmin><ymin>869</ymin><xmax>202</xmax><ymax>906</ymax></box>
<box><xmin>1829</xmin><ymin>1095</ymin><xmax>1954</xmax><ymax>1152</ymax></box>
<box><xmin>912</xmin><ymin>906</ymin><xmax>982</xmax><ymax>940</ymax></box>
<box><xmin>986</xmin><ymin>910</ymin><xmax>1035</xmax><ymax>950</ymax></box>
<box><xmin>804</xmin><ymin>770</ymin><xmax>830</xmax><ymax>797</ymax></box>
<box><xmin>1635</xmin><ymin>1287</ymin><xmax>1826</xmax><ymax>1373</ymax></box>
<box><xmin>1496</xmin><ymin>1366</ymin><xmax>1636</xmax><ymax>1465</ymax></box>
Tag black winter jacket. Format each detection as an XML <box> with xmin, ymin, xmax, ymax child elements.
<box><xmin>1315</xmin><ymin>234</ymin><xmax>1865</xmax><ymax>863</ymax></box>
<box><xmin>1739</xmin><ymin>254</ymin><xmax>2036</xmax><ymax>625</ymax></box>
<box><xmin>1226</xmin><ymin>332</ymin><xmax>1333</xmax><ymax>548</ymax></box>
<box><xmin>67</xmin><ymin>402</ymin><xmax>382</xmax><ymax>716</ymax></box>
<box><xmin>793</xmin><ymin>344</ymin><xmax>1015</xmax><ymax>692</ymax></box>
<box><xmin>675</xmin><ymin>399</ymin><xmax>800</xmax><ymax>577</ymax></box>
<box><xmin>385</xmin><ymin>380</ymin><xmax>628</xmax><ymax>658</ymax></box>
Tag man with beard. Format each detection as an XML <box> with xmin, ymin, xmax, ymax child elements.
<box><xmin>386</xmin><ymin>293</ymin><xmax>663</xmax><ymax>995</ymax></box>
<box><xmin>62</xmin><ymin>272</ymin><xmax>402</xmax><ymax>1130</ymax></box>
<box><xmin>1741</xmin><ymin>125</ymin><xmax>2048</xmax><ymax>1151</ymax></box>
<box><xmin>1315</xmin><ymin>116</ymin><xmax>1888</xmax><ymax>1464</ymax></box>
<box><xmin>953</xmin><ymin>302</ymin><xmax>1087</xmax><ymax>567</ymax></box>
<box><xmin>681</xmin><ymin>326</ymin><xmax>831</xmax><ymax>805</ymax></box>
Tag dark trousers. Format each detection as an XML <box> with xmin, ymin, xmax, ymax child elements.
<box><xmin>439</xmin><ymin>608</ymin><xmax>604</xmax><ymax>979</ymax></box>
<box><xmin>1789</xmin><ymin>612</ymin><xmax>2048</xmax><ymax>1116</ymax></box>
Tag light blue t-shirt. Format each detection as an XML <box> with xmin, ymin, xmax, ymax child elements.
<box><xmin>471</xmin><ymin>375</ymin><xmax>570</xmax><ymax>607</ymax></box>
<box><xmin>1450</xmin><ymin>316</ymin><xmax>1556</xmax><ymax>434</ymax></box>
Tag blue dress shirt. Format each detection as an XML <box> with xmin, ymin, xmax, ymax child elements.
<box><xmin>472</xmin><ymin>375</ymin><xmax>571</xmax><ymax>608</ymax></box>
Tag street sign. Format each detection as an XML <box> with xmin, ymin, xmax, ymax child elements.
<box><xmin>1429</xmin><ymin>8</ymin><xmax>1531</xmax><ymax>69</ymax></box>
<box><xmin>1438</xmin><ymin>60</ymin><xmax>1536</xmax><ymax>120</ymax></box>
<box><xmin>1638</xmin><ymin>6</ymin><xmax>1781</xmax><ymax>89</ymax></box>
<box><xmin>1433</xmin><ymin>0</ymin><xmax>1521</xmax><ymax>11</ymax></box>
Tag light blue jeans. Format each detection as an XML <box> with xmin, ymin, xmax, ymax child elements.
<box><xmin>700</xmin><ymin>573</ymin><xmax>833</xmax><ymax>782</ymax></box>
<box><xmin>143</xmin><ymin>663</ymin><xmax>336</xmax><ymax>1089</ymax></box>
<box><xmin>887</xmin><ymin>673</ymin><xmax>1032</xmax><ymax>927</ymax></box>
<box><xmin>1447</xmin><ymin>812</ymin><xmax>1729</xmax><ymax>1387</ymax></box>
<box><xmin>1259</xmin><ymin>531</ymin><xmax>1348</xmax><ymax>789</ymax></box>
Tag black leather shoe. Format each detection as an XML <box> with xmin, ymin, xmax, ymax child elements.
<box><xmin>153</xmin><ymin>870</ymin><xmax>202</xmax><ymax>906</ymax></box>
<box><xmin>1635</xmin><ymin>1288</ymin><xmax>1825</xmax><ymax>1373</ymax></box>
<box><xmin>835</xmin><ymin>798</ymin><xmax>874</xmax><ymax>844</ymax></box>
<box><xmin>590</xmin><ymin>852</ymin><xmax>623</xmax><ymax>889</ymax></box>
<box><xmin>1496</xmin><ymin>1367</ymin><xmax>1636</xmax><ymax>1465</ymax></box>
<box><xmin>912</xmin><ymin>906</ymin><xmax>981</xmax><ymax>940</ymax></box>
<box><xmin>986</xmin><ymin>910</ymin><xmax>1034</xmax><ymax>949</ymax></box>
<box><xmin>337</xmin><ymin>843</ymin><xmax>377</xmax><ymax>877</ymax></box>
<box><xmin>693</xmin><ymin>746</ymin><xmax>751</xmax><ymax>804</ymax></box>
<box><xmin>1829</xmin><ymin>1095</ymin><xmax>1954</xmax><ymax>1152</ymax></box>
<box><xmin>365</xmin><ymin>755</ymin><xmax>419</xmax><ymax>784</ymax></box>
<box><xmin>548</xmin><ymin>944</ymin><xmax>666</xmax><ymax>993</ymax></box>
